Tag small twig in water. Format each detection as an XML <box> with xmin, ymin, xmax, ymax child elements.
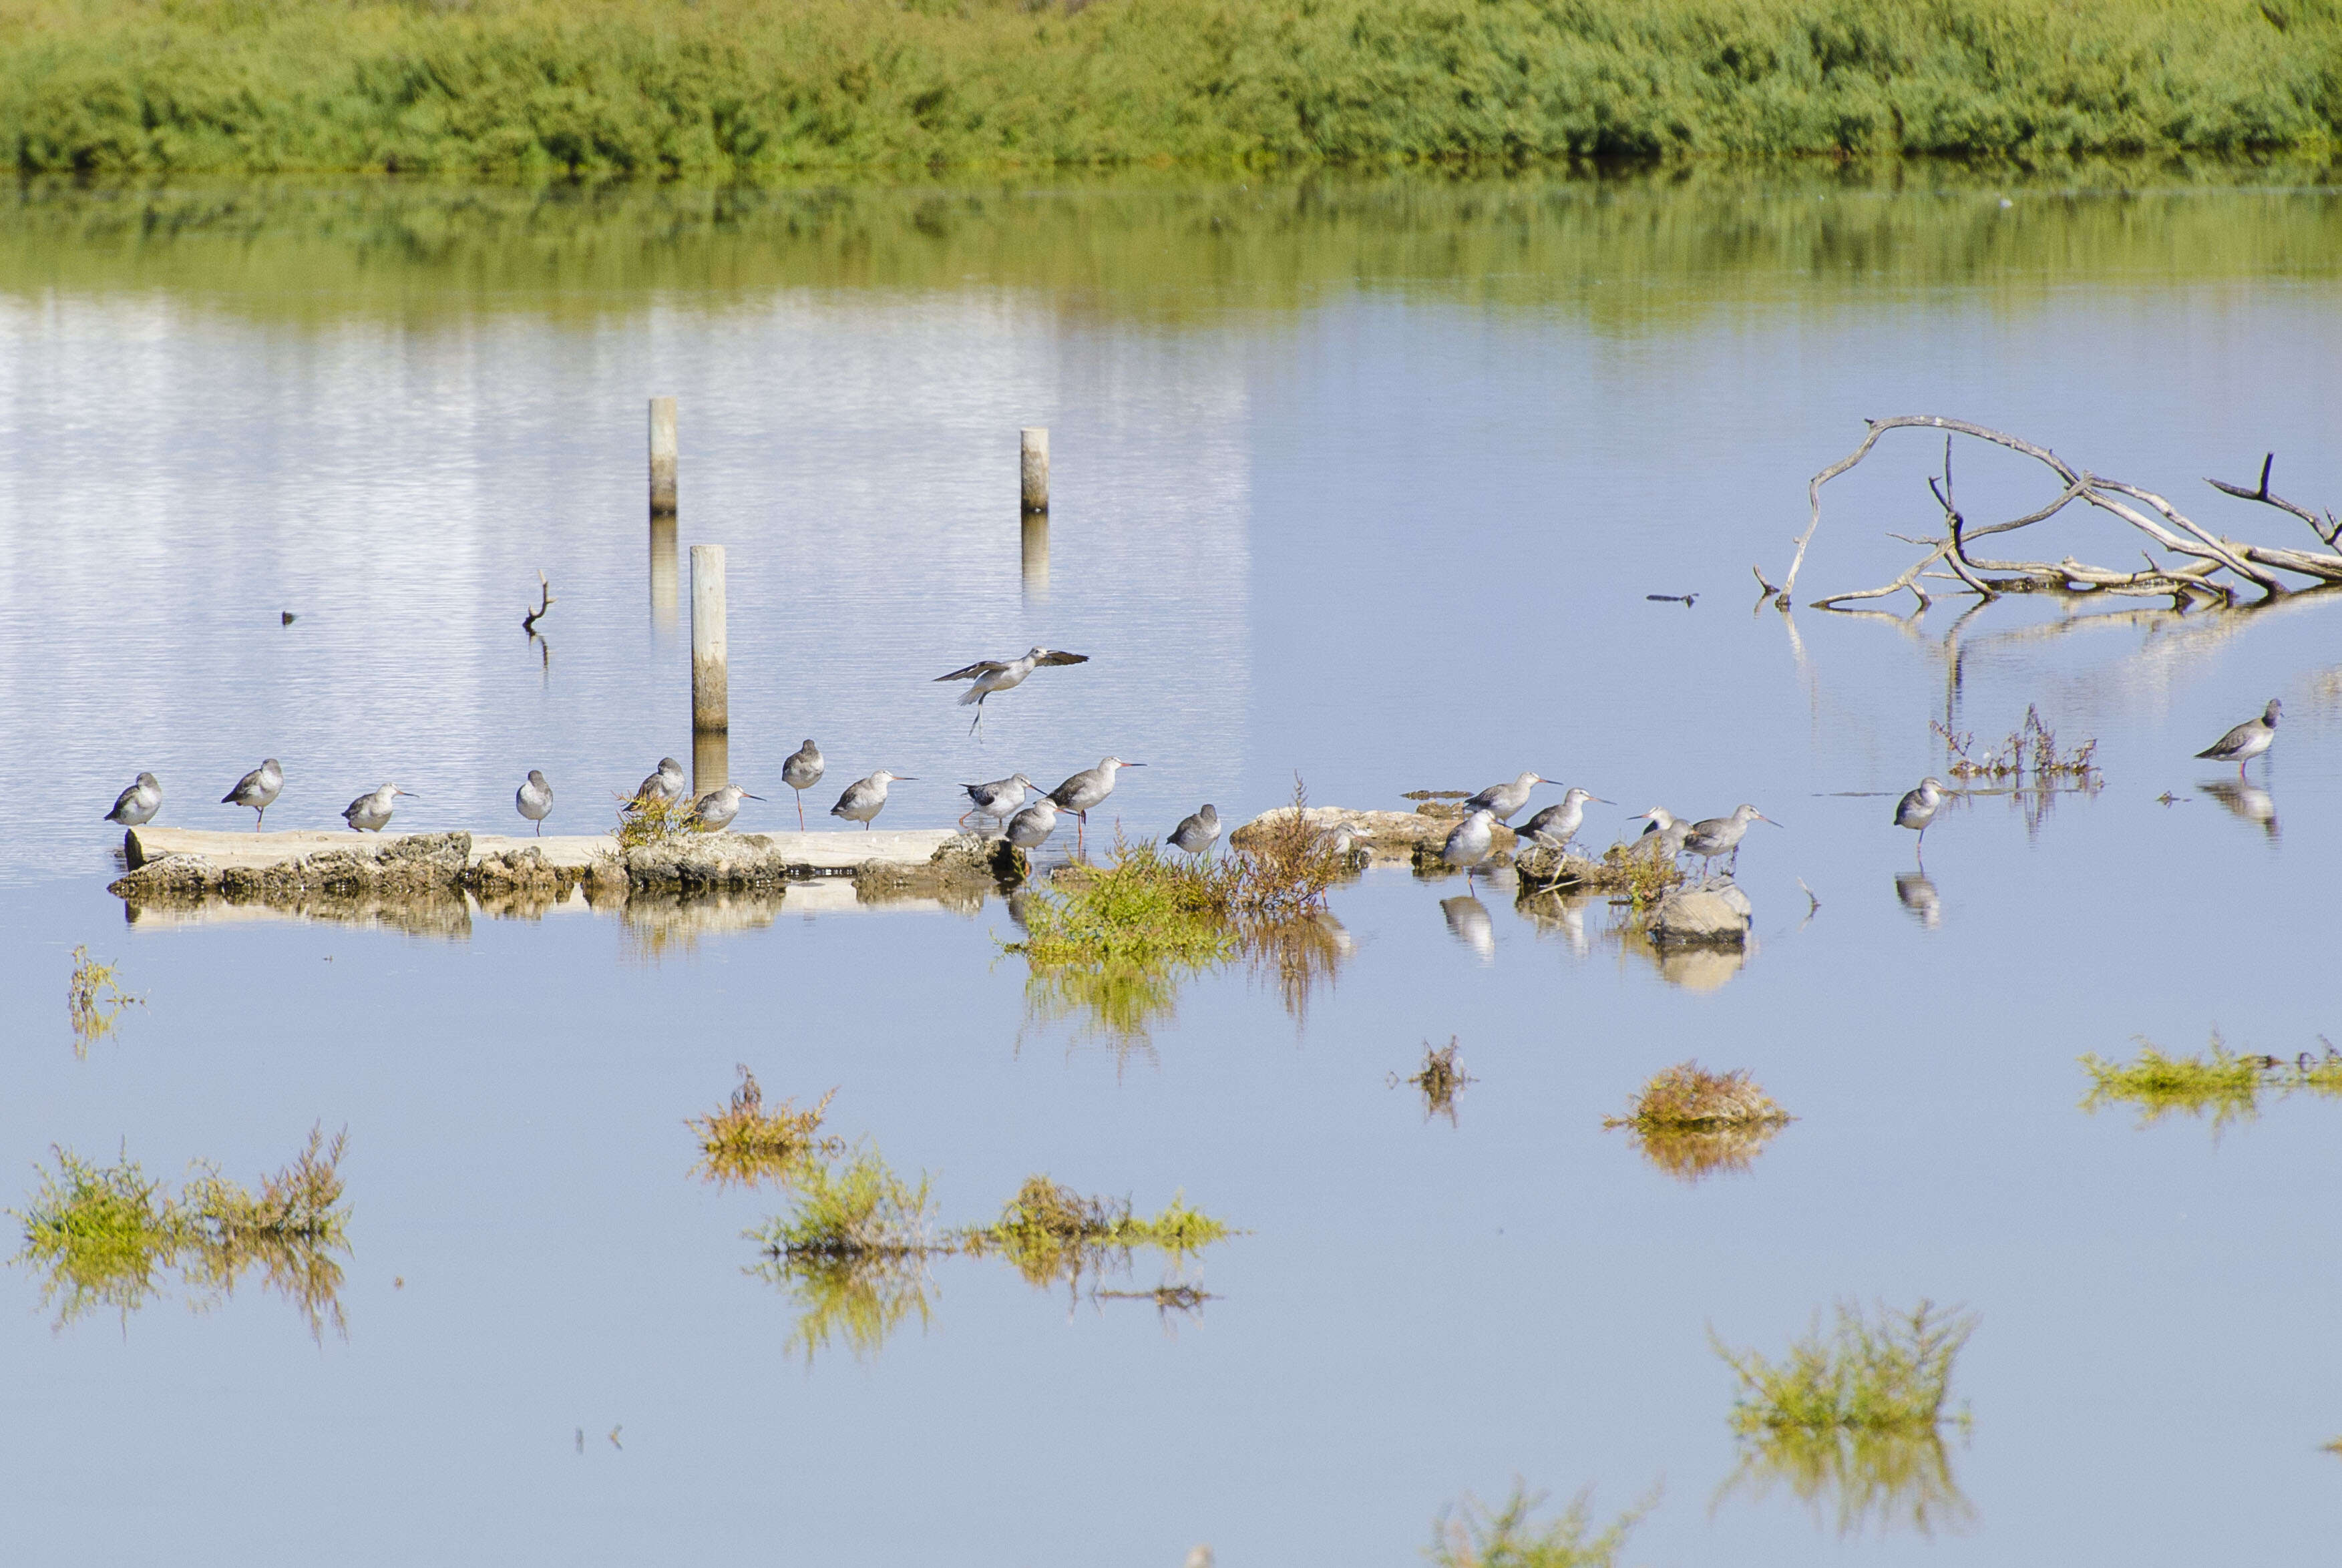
<box><xmin>522</xmin><ymin>571</ymin><xmax>556</xmax><ymax>634</ymax></box>
<box><xmin>1646</xmin><ymin>592</ymin><xmax>1698</xmax><ymax>606</ymax></box>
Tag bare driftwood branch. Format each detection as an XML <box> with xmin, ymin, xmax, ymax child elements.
<box><xmin>1779</xmin><ymin>417</ymin><xmax>2342</xmax><ymax>614</ymax></box>
<box><xmin>522</xmin><ymin>570</ymin><xmax>556</xmax><ymax>634</ymax></box>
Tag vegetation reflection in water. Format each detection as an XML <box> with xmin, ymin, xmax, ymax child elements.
<box><xmin>66</xmin><ymin>944</ymin><xmax>143</xmax><ymax>1058</ymax></box>
<box><xmin>2081</xmin><ymin>1032</ymin><xmax>2342</xmax><ymax>1131</ymax></box>
<box><xmin>1712</xmin><ymin>1301</ymin><xmax>1978</xmax><ymax>1539</ymax></box>
<box><xmin>1605</xmin><ymin>1062</ymin><xmax>1794</xmax><ymax>1182</ymax></box>
<box><xmin>9</xmin><ymin>1127</ymin><xmax>353</xmax><ymax>1340</ymax></box>
<box><xmin>1428</xmin><ymin>1480</ymin><xmax>1655</xmax><ymax>1568</ymax></box>
<box><xmin>1393</xmin><ymin>1037</ymin><xmax>1475</xmax><ymax>1127</ymax></box>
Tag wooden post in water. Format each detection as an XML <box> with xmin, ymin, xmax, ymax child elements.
<box><xmin>691</xmin><ymin>545</ymin><xmax>727</xmax><ymax>733</ymax></box>
<box><xmin>649</xmin><ymin>397</ymin><xmax>678</xmax><ymax>516</ymax></box>
<box><xmin>648</xmin><ymin>516</ymin><xmax>678</xmax><ymax>632</ymax></box>
<box><xmin>1020</xmin><ymin>427</ymin><xmax>1049</xmax><ymax>514</ymax></box>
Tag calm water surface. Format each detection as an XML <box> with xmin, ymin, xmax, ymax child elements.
<box><xmin>4</xmin><ymin>174</ymin><xmax>2341</xmax><ymax>1565</ymax></box>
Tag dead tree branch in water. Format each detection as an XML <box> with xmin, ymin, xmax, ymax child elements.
<box><xmin>522</xmin><ymin>571</ymin><xmax>556</xmax><ymax>634</ymax></box>
<box><xmin>1760</xmin><ymin>417</ymin><xmax>2342</xmax><ymax>614</ymax></box>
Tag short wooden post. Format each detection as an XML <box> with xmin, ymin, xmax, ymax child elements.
<box><xmin>649</xmin><ymin>397</ymin><xmax>678</xmax><ymax>516</ymax></box>
<box><xmin>691</xmin><ymin>544</ymin><xmax>727</xmax><ymax>733</ymax></box>
<box><xmin>648</xmin><ymin>516</ymin><xmax>678</xmax><ymax>631</ymax></box>
<box><xmin>1020</xmin><ymin>427</ymin><xmax>1049</xmax><ymax>513</ymax></box>
<box><xmin>693</xmin><ymin>729</ymin><xmax>729</xmax><ymax>799</ymax></box>
<box><xmin>1021</xmin><ymin>512</ymin><xmax>1050</xmax><ymax>600</ymax></box>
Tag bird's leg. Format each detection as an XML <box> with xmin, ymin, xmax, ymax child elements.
<box><xmin>536</xmin><ymin>820</ymin><xmax>542</xmax><ymax>837</ymax></box>
<box><xmin>795</xmin><ymin>793</ymin><xmax>806</xmax><ymax>831</ymax></box>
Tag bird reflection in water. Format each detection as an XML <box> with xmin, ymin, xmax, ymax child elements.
<box><xmin>1440</xmin><ymin>895</ymin><xmax>1495</xmax><ymax>960</ymax></box>
<box><xmin>2199</xmin><ymin>779</ymin><xmax>2278</xmax><ymax>840</ymax></box>
<box><xmin>1895</xmin><ymin>871</ymin><xmax>1942</xmax><ymax>929</ymax></box>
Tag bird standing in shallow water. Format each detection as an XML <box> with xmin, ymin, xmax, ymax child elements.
<box><xmin>1004</xmin><ymin>795</ymin><xmax>1060</xmax><ymax>854</ymax></box>
<box><xmin>1167</xmin><ymin>803</ymin><xmax>1221</xmax><ymax>857</ymax></box>
<box><xmin>1893</xmin><ymin>777</ymin><xmax>1947</xmax><ymax>863</ymax></box>
<box><xmin>222</xmin><ymin>759</ymin><xmax>283</xmax><ymax>830</ymax></box>
<box><xmin>781</xmin><ymin>740</ymin><xmax>825</xmax><ymax>830</ymax></box>
<box><xmin>933</xmin><ymin>646</ymin><xmax>1089</xmax><ymax>733</ymax></box>
<box><xmin>106</xmin><ymin>773</ymin><xmax>162</xmax><ymax>827</ymax></box>
<box><xmin>2196</xmin><ymin>698</ymin><xmax>2281</xmax><ymax>778</ymax></box>
<box><xmin>1442</xmin><ymin>807</ymin><xmax>1500</xmax><ymax>892</ymax></box>
<box><xmin>515</xmin><ymin>770</ymin><xmax>553</xmax><ymax>835</ymax></box>
<box><xmin>691</xmin><ymin>785</ymin><xmax>763</xmax><ymax>832</ymax></box>
<box><xmin>1684</xmin><ymin>803</ymin><xmax>1776</xmax><ymax>879</ymax></box>
<box><xmin>633</xmin><ymin>757</ymin><xmax>686</xmax><ymax>807</ymax></box>
<box><xmin>1462</xmin><ymin>771</ymin><xmax>1554</xmax><ymax>823</ymax></box>
<box><xmin>343</xmin><ymin>783</ymin><xmax>416</xmax><ymax>833</ymax></box>
<box><xmin>831</xmin><ymin>770</ymin><xmax>913</xmax><ymax>829</ymax></box>
<box><xmin>960</xmin><ymin>773</ymin><xmax>1036</xmax><ymax>833</ymax></box>
<box><xmin>1048</xmin><ymin>757</ymin><xmax>1142</xmax><ymax>853</ymax></box>
<box><xmin>1519</xmin><ymin>786</ymin><xmax>1608</xmax><ymax>851</ymax></box>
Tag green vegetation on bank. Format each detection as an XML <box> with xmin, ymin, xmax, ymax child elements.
<box><xmin>4</xmin><ymin>0</ymin><xmax>2337</xmax><ymax>178</ymax></box>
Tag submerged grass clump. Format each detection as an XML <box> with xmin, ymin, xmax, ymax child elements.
<box><xmin>753</xmin><ymin>1143</ymin><xmax>936</xmax><ymax>1263</ymax></box>
<box><xmin>1718</xmin><ymin>1300</ymin><xmax>1975</xmax><ymax>1438</ymax></box>
<box><xmin>67</xmin><ymin>944</ymin><xmax>143</xmax><ymax>1056</ymax></box>
<box><xmin>958</xmin><ymin>1175</ymin><xmax>1233</xmax><ymax>1289</ymax></box>
<box><xmin>2080</xmin><ymin>1032</ymin><xmax>2342</xmax><ymax>1129</ymax></box>
<box><xmin>1605</xmin><ymin>1061</ymin><xmax>1793</xmax><ymax>1182</ymax></box>
<box><xmin>1394</xmin><ymin>1036</ymin><xmax>1476</xmax><ymax>1125</ymax></box>
<box><xmin>1428</xmin><ymin>1480</ymin><xmax>1652</xmax><ymax>1568</ymax></box>
<box><xmin>11</xmin><ymin>1127</ymin><xmax>351</xmax><ymax>1337</ymax></box>
<box><xmin>688</xmin><ymin>1066</ymin><xmax>841</xmax><ymax>1187</ymax></box>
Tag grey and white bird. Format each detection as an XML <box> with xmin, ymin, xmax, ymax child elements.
<box><xmin>1442</xmin><ymin>807</ymin><xmax>1501</xmax><ymax>890</ymax></box>
<box><xmin>515</xmin><ymin>769</ymin><xmax>553</xmax><ymax>835</ymax></box>
<box><xmin>105</xmin><ymin>772</ymin><xmax>162</xmax><ymax>827</ymax></box>
<box><xmin>691</xmin><ymin>784</ymin><xmax>764</xmax><ymax>833</ymax></box>
<box><xmin>632</xmin><ymin>757</ymin><xmax>687</xmax><ymax>807</ymax></box>
<box><xmin>831</xmin><ymin>770</ymin><xmax>914</xmax><ymax>829</ymax></box>
<box><xmin>1049</xmin><ymin>756</ymin><xmax>1143</xmax><ymax>851</ymax></box>
<box><xmin>1004</xmin><ymin>795</ymin><xmax>1060</xmax><ymax>853</ymax></box>
<box><xmin>2196</xmin><ymin>698</ymin><xmax>2281</xmax><ymax>777</ymax></box>
<box><xmin>1893</xmin><ymin>777</ymin><xmax>1948</xmax><ymax>861</ymax></box>
<box><xmin>1518</xmin><ymin>787</ymin><xmax>1609</xmax><ymax>851</ymax></box>
<box><xmin>342</xmin><ymin>782</ymin><xmax>415</xmax><ymax>833</ymax></box>
<box><xmin>933</xmin><ymin>646</ymin><xmax>1090</xmax><ymax>731</ymax></box>
<box><xmin>1684</xmin><ymin>803</ymin><xmax>1776</xmax><ymax>879</ymax></box>
<box><xmin>1637</xmin><ymin>807</ymin><xmax>1690</xmax><ymax>863</ymax></box>
<box><xmin>1167</xmin><ymin>803</ymin><xmax>1221</xmax><ymax>857</ymax></box>
<box><xmin>1462</xmin><ymin>771</ymin><xmax>1555</xmax><ymax>823</ymax></box>
<box><xmin>960</xmin><ymin>773</ymin><xmax>1036</xmax><ymax>833</ymax></box>
<box><xmin>1316</xmin><ymin>819</ymin><xmax>1373</xmax><ymax>859</ymax></box>
<box><xmin>221</xmin><ymin>759</ymin><xmax>283</xmax><ymax>830</ymax></box>
<box><xmin>782</xmin><ymin>740</ymin><xmax>825</xmax><ymax>830</ymax></box>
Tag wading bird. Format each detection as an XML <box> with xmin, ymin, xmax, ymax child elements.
<box><xmin>342</xmin><ymin>783</ymin><xmax>416</xmax><ymax>833</ymax></box>
<box><xmin>1048</xmin><ymin>757</ymin><xmax>1142</xmax><ymax>852</ymax></box>
<box><xmin>1893</xmin><ymin>777</ymin><xmax>1947</xmax><ymax>863</ymax></box>
<box><xmin>105</xmin><ymin>773</ymin><xmax>162</xmax><ymax>827</ymax></box>
<box><xmin>2196</xmin><ymin>698</ymin><xmax>2281</xmax><ymax>778</ymax></box>
<box><xmin>222</xmin><ymin>759</ymin><xmax>283</xmax><ymax>830</ymax></box>
<box><xmin>1004</xmin><ymin>796</ymin><xmax>1059</xmax><ymax>855</ymax></box>
<box><xmin>1441</xmin><ymin>807</ymin><xmax>1500</xmax><ymax>892</ymax></box>
<box><xmin>1684</xmin><ymin>803</ymin><xmax>1776</xmax><ymax>879</ymax></box>
<box><xmin>1637</xmin><ymin>807</ymin><xmax>1689</xmax><ymax>865</ymax></box>
<box><xmin>960</xmin><ymin>773</ymin><xmax>1036</xmax><ymax>833</ymax></box>
<box><xmin>1518</xmin><ymin>787</ymin><xmax>1608</xmax><ymax>852</ymax></box>
<box><xmin>1461</xmin><ymin>771</ymin><xmax>1554</xmax><ymax>823</ymax></box>
<box><xmin>515</xmin><ymin>770</ymin><xmax>553</xmax><ymax>835</ymax></box>
<box><xmin>782</xmin><ymin>740</ymin><xmax>825</xmax><ymax>830</ymax></box>
<box><xmin>1167</xmin><ymin>803</ymin><xmax>1221</xmax><ymax>857</ymax></box>
<box><xmin>632</xmin><ymin>757</ymin><xmax>686</xmax><ymax>807</ymax></box>
<box><xmin>831</xmin><ymin>770</ymin><xmax>913</xmax><ymax>829</ymax></box>
<box><xmin>691</xmin><ymin>785</ymin><xmax>763</xmax><ymax>833</ymax></box>
<box><xmin>933</xmin><ymin>646</ymin><xmax>1089</xmax><ymax>732</ymax></box>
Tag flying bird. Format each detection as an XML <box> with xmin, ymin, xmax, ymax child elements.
<box><xmin>933</xmin><ymin>646</ymin><xmax>1089</xmax><ymax>731</ymax></box>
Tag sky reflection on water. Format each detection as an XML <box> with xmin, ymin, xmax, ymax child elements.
<box><xmin>4</xmin><ymin>174</ymin><xmax>2342</xmax><ymax>1565</ymax></box>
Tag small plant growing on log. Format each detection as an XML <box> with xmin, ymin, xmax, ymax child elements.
<box><xmin>1606</xmin><ymin>1062</ymin><xmax>1792</xmax><ymax>1181</ymax></box>
<box><xmin>67</xmin><ymin>945</ymin><xmax>144</xmax><ymax>1056</ymax></box>
<box><xmin>1428</xmin><ymin>1479</ymin><xmax>1652</xmax><ymax>1568</ymax></box>
<box><xmin>689</xmin><ymin>1067</ymin><xmax>843</xmax><ymax>1187</ymax></box>
<box><xmin>2080</xmin><ymin>1032</ymin><xmax>2342</xmax><ymax>1129</ymax></box>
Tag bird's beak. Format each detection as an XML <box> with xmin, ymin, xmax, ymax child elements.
<box><xmin>398</xmin><ymin>790</ymin><xmax>420</xmax><ymax>798</ymax></box>
<box><xmin>894</xmin><ymin>777</ymin><xmax>918</xmax><ymax>782</ymax></box>
<box><xmin>743</xmin><ymin>793</ymin><xmax>766</xmax><ymax>801</ymax></box>
<box><xmin>1593</xmin><ymin>795</ymin><xmax>1614</xmax><ymax>805</ymax></box>
<box><xmin>1759</xmin><ymin>813</ymin><xmax>1780</xmax><ymax>826</ymax></box>
<box><xmin>1125</xmin><ymin>761</ymin><xmax>1147</xmax><ymax>767</ymax></box>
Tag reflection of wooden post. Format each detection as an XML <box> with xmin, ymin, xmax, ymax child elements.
<box><xmin>691</xmin><ymin>545</ymin><xmax>727</xmax><ymax>732</ymax></box>
<box><xmin>1020</xmin><ymin>427</ymin><xmax>1048</xmax><ymax>513</ymax></box>
<box><xmin>1021</xmin><ymin>512</ymin><xmax>1049</xmax><ymax>601</ymax></box>
<box><xmin>650</xmin><ymin>397</ymin><xmax>678</xmax><ymax>516</ymax></box>
<box><xmin>649</xmin><ymin>516</ymin><xmax>678</xmax><ymax>632</ymax></box>
<box><xmin>693</xmin><ymin>729</ymin><xmax>729</xmax><ymax>799</ymax></box>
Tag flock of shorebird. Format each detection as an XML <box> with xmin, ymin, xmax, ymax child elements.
<box><xmin>100</xmin><ymin>652</ymin><xmax>2285</xmax><ymax>881</ymax></box>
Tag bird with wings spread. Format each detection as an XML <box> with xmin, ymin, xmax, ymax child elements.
<box><xmin>932</xmin><ymin>646</ymin><xmax>1089</xmax><ymax>731</ymax></box>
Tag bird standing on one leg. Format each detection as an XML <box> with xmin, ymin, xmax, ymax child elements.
<box><xmin>782</xmin><ymin>740</ymin><xmax>825</xmax><ymax>831</ymax></box>
<box><xmin>1894</xmin><ymin>777</ymin><xmax>1947</xmax><ymax>864</ymax></box>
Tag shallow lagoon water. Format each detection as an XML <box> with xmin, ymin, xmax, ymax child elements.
<box><xmin>4</xmin><ymin>174</ymin><xmax>2342</xmax><ymax>1564</ymax></box>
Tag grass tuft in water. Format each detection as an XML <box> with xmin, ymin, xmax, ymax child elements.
<box><xmin>689</xmin><ymin>1067</ymin><xmax>842</xmax><ymax>1187</ymax></box>
<box><xmin>2080</xmin><ymin>1032</ymin><xmax>2342</xmax><ymax>1129</ymax></box>
<box><xmin>752</xmin><ymin>1143</ymin><xmax>934</xmax><ymax>1263</ymax></box>
<box><xmin>11</xmin><ymin>1128</ymin><xmax>352</xmax><ymax>1336</ymax></box>
<box><xmin>1427</xmin><ymin>1479</ymin><xmax>1652</xmax><ymax>1568</ymax></box>
<box><xmin>1933</xmin><ymin>705</ymin><xmax>2099</xmax><ymax>783</ymax></box>
<box><xmin>1605</xmin><ymin>1061</ymin><xmax>1792</xmax><ymax>1181</ymax></box>
<box><xmin>1394</xmin><ymin>1036</ymin><xmax>1476</xmax><ymax>1125</ymax></box>
<box><xmin>1717</xmin><ymin>1300</ymin><xmax>1975</xmax><ymax>1438</ymax></box>
<box><xmin>1008</xmin><ymin>834</ymin><xmax>1237</xmax><ymax>968</ymax></box>
<box><xmin>958</xmin><ymin>1175</ymin><xmax>1233</xmax><ymax>1288</ymax></box>
<box><xmin>67</xmin><ymin>944</ymin><xmax>144</xmax><ymax>1056</ymax></box>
